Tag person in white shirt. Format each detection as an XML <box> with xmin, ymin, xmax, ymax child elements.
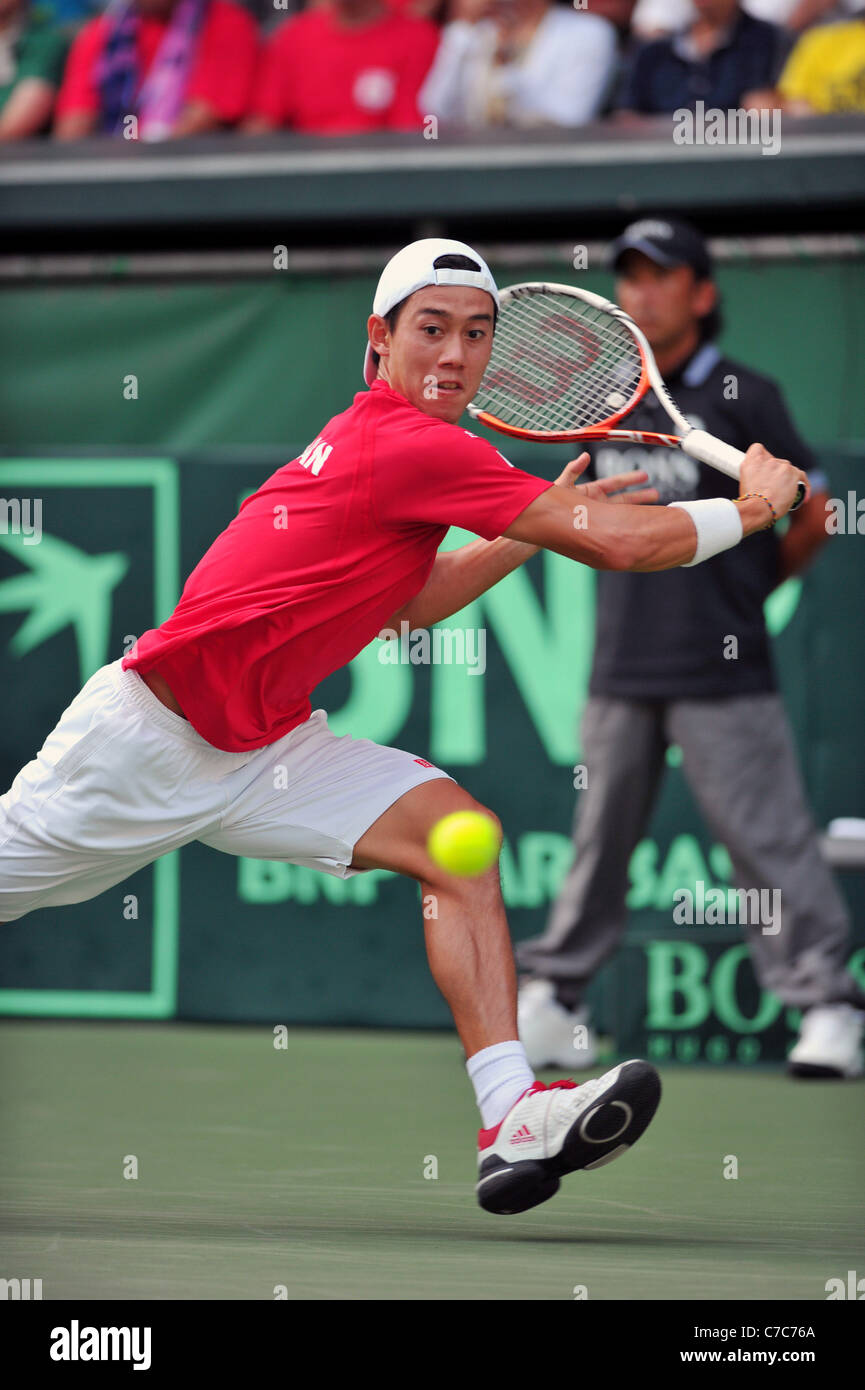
<box><xmin>420</xmin><ymin>0</ymin><xmax>617</xmax><ymax>128</ymax></box>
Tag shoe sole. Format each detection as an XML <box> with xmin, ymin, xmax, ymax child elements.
<box><xmin>787</xmin><ymin>1061</ymin><xmax>859</xmax><ymax>1079</ymax></box>
<box><xmin>477</xmin><ymin>1060</ymin><xmax>662</xmax><ymax>1215</ymax></box>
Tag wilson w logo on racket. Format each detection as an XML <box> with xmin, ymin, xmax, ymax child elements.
<box><xmin>484</xmin><ymin>313</ymin><xmax>605</xmax><ymax>412</ymax></box>
<box><xmin>468</xmin><ymin>282</ymin><xmax>805</xmax><ymax>509</ymax></box>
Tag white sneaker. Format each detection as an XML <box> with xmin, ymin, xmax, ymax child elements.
<box><xmin>787</xmin><ymin>1004</ymin><xmax>865</xmax><ymax>1079</ymax></box>
<box><xmin>517</xmin><ymin>978</ymin><xmax>598</xmax><ymax>1069</ymax></box>
<box><xmin>476</xmin><ymin>1061</ymin><xmax>662</xmax><ymax>1214</ymax></box>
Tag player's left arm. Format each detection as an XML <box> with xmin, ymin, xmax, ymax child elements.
<box><xmin>378</xmin><ymin>455</ymin><xmax>656</xmax><ymax>634</ymax></box>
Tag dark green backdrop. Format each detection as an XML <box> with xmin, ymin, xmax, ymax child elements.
<box><xmin>2</xmin><ymin>257</ymin><xmax>865</xmax><ymax>450</ymax></box>
<box><xmin>1</xmin><ymin>255</ymin><xmax>863</xmax><ymax>1062</ymax></box>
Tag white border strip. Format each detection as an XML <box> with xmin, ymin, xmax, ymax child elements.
<box><xmin>1</xmin><ymin>131</ymin><xmax>864</xmax><ymax>185</ymax></box>
<box><xmin>1</xmin><ymin>235</ymin><xmax>862</xmax><ymax>282</ymax></box>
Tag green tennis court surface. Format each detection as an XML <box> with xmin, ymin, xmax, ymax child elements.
<box><xmin>1</xmin><ymin>1022</ymin><xmax>862</xmax><ymax>1301</ymax></box>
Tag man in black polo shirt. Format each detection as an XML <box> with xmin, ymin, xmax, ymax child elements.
<box><xmin>617</xmin><ymin>0</ymin><xmax>789</xmax><ymax>116</ymax></box>
<box><xmin>517</xmin><ymin>217</ymin><xmax>865</xmax><ymax>1079</ymax></box>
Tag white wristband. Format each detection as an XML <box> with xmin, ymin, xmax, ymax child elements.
<box><xmin>669</xmin><ymin>498</ymin><xmax>743</xmax><ymax>567</ymax></box>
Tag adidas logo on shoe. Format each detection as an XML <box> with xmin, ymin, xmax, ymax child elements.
<box><xmin>509</xmin><ymin>1124</ymin><xmax>537</xmax><ymax>1144</ymax></box>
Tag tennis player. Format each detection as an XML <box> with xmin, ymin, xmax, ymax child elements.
<box><xmin>0</xmin><ymin>239</ymin><xmax>808</xmax><ymax>1215</ymax></box>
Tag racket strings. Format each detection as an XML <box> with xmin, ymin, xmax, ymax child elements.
<box><xmin>474</xmin><ymin>291</ymin><xmax>644</xmax><ymax>433</ymax></box>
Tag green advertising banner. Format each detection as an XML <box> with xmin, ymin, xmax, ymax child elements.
<box><xmin>2</xmin><ymin>256</ymin><xmax>864</xmax><ymax>453</ymax></box>
<box><xmin>1</xmin><ymin>256</ymin><xmax>863</xmax><ymax>1058</ymax></box>
<box><xmin>1</xmin><ymin>449</ymin><xmax>863</xmax><ymax>1064</ymax></box>
<box><xmin>0</xmin><ymin>459</ymin><xmax>180</xmax><ymax>1018</ymax></box>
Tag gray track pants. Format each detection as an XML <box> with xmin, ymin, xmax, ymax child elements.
<box><xmin>515</xmin><ymin>693</ymin><xmax>865</xmax><ymax>1012</ymax></box>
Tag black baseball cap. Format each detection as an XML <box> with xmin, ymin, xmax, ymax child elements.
<box><xmin>608</xmin><ymin>217</ymin><xmax>713</xmax><ymax>280</ymax></box>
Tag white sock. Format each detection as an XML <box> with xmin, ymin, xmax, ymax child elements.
<box><xmin>466</xmin><ymin>1040</ymin><xmax>535</xmax><ymax>1130</ymax></box>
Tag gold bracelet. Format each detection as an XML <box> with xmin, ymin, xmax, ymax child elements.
<box><xmin>738</xmin><ymin>492</ymin><xmax>777</xmax><ymax>530</ymax></box>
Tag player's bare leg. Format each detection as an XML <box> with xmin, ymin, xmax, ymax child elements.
<box><xmin>351</xmin><ymin>780</ymin><xmax>662</xmax><ymax>1213</ymax></box>
<box><xmin>351</xmin><ymin>779</ymin><xmax>516</xmax><ymax>1058</ymax></box>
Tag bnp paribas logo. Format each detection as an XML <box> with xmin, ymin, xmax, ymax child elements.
<box><xmin>0</xmin><ymin>459</ymin><xmax>178</xmax><ymax>685</ymax></box>
<box><xmin>0</xmin><ymin>528</ymin><xmax>128</xmax><ymax>684</ymax></box>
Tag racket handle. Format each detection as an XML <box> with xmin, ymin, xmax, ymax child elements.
<box><xmin>681</xmin><ymin>429</ymin><xmax>806</xmax><ymax>512</ymax></box>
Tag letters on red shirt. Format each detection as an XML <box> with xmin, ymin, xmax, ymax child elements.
<box><xmin>253</xmin><ymin>7</ymin><xmax>440</xmax><ymax>133</ymax></box>
<box><xmin>56</xmin><ymin>0</ymin><xmax>258</xmax><ymax>126</ymax></box>
<box><xmin>122</xmin><ymin>382</ymin><xmax>553</xmax><ymax>752</ymax></box>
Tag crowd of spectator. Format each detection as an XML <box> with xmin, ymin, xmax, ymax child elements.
<box><xmin>0</xmin><ymin>0</ymin><xmax>863</xmax><ymax>142</ymax></box>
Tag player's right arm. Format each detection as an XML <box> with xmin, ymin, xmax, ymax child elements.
<box><xmin>505</xmin><ymin>444</ymin><xmax>808</xmax><ymax>572</ymax></box>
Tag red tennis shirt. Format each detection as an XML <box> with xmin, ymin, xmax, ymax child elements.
<box><xmin>55</xmin><ymin>0</ymin><xmax>258</xmax><ymax>126</ymax></box>
<box><xmin>122</xmin><ymin>382</ymin><xmax>553</xmax><ymax>752</ymax></box>
<box><xmin>251</xmin><ymin>6</ymin><xmax>440</xmax><ymax>133</ymax></box>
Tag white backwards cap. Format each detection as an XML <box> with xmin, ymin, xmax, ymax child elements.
<box><xmin>363</xmin><ymin>238</ymin><xmax>499</xmax><ymax>386</ymax></box>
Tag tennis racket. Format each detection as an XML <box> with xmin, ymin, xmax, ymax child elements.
<box><xmin>467</xmin><ymin>282</ymin><xmax>806</xmax><ymax>511</ymax></box>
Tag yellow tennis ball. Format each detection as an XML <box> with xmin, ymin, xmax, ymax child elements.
<box><xmin>427</xmin><ymin>810</ymin><xmax>502</xmax><ymax>877</ymax></box>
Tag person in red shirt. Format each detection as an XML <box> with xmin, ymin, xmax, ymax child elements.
<box><xmin>0</xmin><ymin>239</ymin><xmax>806</xmax><ymax>1216</ymax></box>
<box><xmin>244</xmin><ymin>0</ymin><xmax>439</xmax><ymax>135</ymax></box>
<box><xmin>54</xmin><ymin>0</ymin><xmax>258</xmax><ymax>140</ymax></box>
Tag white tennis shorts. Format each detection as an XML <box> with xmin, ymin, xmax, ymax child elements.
<box><xmin>0</xmin><ymin>660</ymin><xmax>453</xmax><ymax>924</ymax></box>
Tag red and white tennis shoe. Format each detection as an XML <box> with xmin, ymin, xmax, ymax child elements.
<box><xmin>476</xmin><ymin>1060</ymin><xmax>662</xmax><ymax>1214</ymax></box>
